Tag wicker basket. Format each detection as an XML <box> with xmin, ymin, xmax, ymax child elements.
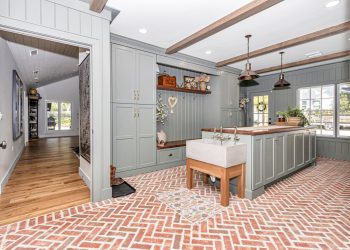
<box><xmin>287</xmin><ymin>117</ymin><xmax>303</xmax><ymax>126</ymax></box>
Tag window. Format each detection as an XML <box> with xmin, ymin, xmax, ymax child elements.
<box><xmin>338</xmin><ymin>83</ymin><xmax>350</xmax><ymax>137</ymax></box>
<box><xmin>297</xmin><ymin>85</ymin><xmax>335</xmax><ymax>136</ymax></box>
<box><xmin>46</xmin><ymin>101</ymin><xmax>72</xmax><ymax>131</ymax></box>
<box><xmin>253</xmin><ymin>95</ymin><xmax>269</xmax><ymax>126</ymax></box>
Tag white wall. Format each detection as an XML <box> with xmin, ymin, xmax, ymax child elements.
<box><xmin>37</xmin><ymin>76</ymin><xmax>79</xmax><ymax>138</ymax></box>
<box><xmin>0</xmin><ymin>37</ymin><xmax>25</xmax><ymax>193</ymax></box>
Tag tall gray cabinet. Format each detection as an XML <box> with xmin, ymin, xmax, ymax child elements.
<box><xmin>112</xmin><ymin>44</ymin><xmax>157</xmax><ymax>173</ymax></box>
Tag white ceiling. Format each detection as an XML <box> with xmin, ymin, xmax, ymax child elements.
<box><xmin>107</xmin><ymin>0</ymin><xmax>350</xmax><ymax>73</ymax></box>
<box><xmin>0</xmin><ymin>31</ymin><xmax>79</xmax><ymax>88</ymax></box>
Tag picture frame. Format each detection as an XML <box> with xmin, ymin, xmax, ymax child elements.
<box><xmin>12</xmin><ymin>70</ymin><xmax>24</xmax><ymax>140</ymax></box>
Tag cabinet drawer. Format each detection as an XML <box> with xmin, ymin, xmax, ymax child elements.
<box><xmin>157</xmin><ymin>148</ymin><xmax>182</xmax><ymax>164</ymax></box>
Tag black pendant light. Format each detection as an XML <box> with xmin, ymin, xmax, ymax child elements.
<box><xmin>239</xmin><ymin>34</ymin><xmax>259</xmax><ymax>87</ymax></box>
<box><xmin>273</xmin><ymin>51</ymin><xmax>291</xmax><ymax>90</ymax></box>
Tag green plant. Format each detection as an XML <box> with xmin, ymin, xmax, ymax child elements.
<box><xmin>276</xmin><ymin>111</ymin><xmax>288</xmax><ymax>118</ymax></box>
<box><xmin>286</xmin><ymin>106</ymin><xmax>310</xmax><ymax>126</ymax></box>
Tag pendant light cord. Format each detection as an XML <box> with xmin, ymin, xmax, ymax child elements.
<box><xmin>247</xmin><ymin>36</ymin><xmax>250</xmax><ymax>63</ymax></box>
<box><xmin>280</xmin><ymin>52</ymin><xmax>283</xmax><ymax>74</ymax></box>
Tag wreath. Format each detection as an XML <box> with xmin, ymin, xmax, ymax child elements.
<box><xmin>256</xmin><ymin>102</ymin><xmax>267</xmax><ymax>112</ymax></box>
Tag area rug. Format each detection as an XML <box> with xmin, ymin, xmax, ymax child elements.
<box><xmin>157</xmin><ymin>188</ymin><xmax>223</xmax><ymax>224</ymax></box>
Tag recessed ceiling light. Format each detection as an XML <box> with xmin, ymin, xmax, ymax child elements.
<box><xmin>305</xmin><ymin>51</ymin><xmax>323</xmax><ymax>58</ymax></box>
<box><xmin>205</xmin><ymin>50</ymin><xmax>212</xmax><ymax>55</ymax></box>
<box><xmin>326</xmin><ymin>0</ymin><xmax>340</xmax><ymax>8</ymax></box>
<box><xmin>139</xmin><ymin>28</ymin><xmax>147</xmax><ymax>34</ymax></box>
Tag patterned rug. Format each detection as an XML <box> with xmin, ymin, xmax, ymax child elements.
<box><xmin>157</xmin><ymin>188</ymin><xmax>222</xmax><ymax>224</ymax></box>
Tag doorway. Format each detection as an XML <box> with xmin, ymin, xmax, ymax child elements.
<box><xmin>249</xmin><ymin>91</ymin><xmax>273</xmax><ymax>126</ymax></box>
<box><xmin>0</xmin><ymin>29</ymin><xmax>91</xmax><ymax>225</ymax></box>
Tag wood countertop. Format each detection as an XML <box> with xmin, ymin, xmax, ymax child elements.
<box><xmin>201</xmin><ymin>125</ymin><xmax>317</xmax><ymax>136</ymax></box>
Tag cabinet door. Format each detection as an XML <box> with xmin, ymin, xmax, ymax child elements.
<box><xmin>264</xmin><ymin>135</ymin><xmax>275</xmax><ymax>184</ymax></box>
<box><xmin>137</xmin><ymin>105</ymin><xmax>156</xmax><ymax>168</ymax></box>
<box><xmin>295</xmin><ymin>133</ymin><xmax>304</xmax><ymax>168</ymax></box>
<box><xmin>286</xmin><ymin>134</ymin><xmax>295</xmax><ymax>173</ymax></box>
<box><xmin>274</xmin><ymin>135</ymin><xmax>285</xmax><ymax>179</ymax></box>
<box><xmin>137</xmin><ymin>51</ymin><xmax>156</xmax><ymax>105</ymax></box>
<box><xmin>229</xmin><ymin>77</ymin><xmax>239</xmax><ymax>108</ymax></box>
<box><xmin>252</xmin><ymin>136</ymin><xmax>264</xmax><ymax>189</ymax></box>
<box><xmin>112</xmin><ymin>104</ymin><xmax>137</xmax><ymax>172</ymax></box>
<box><xmin>310</xmin><ymin>131</ymin><xmax>316</xmax><ymax>160</ymax></box>
<box><xmin>304</xmin><ymin>131</ymin><xmax>310</xmax><ymax>163</ymax></box>
<box><xmin>221</xmin><ymin>109</ymin><xmax>238</xmax><ymax>127</ymax></box>
<box><xmin>112</xmin><ymin>45</ymin><xmax>136</xmax><ymax>104</ymax></box>
<box><xmin>221</xmin><ymin>73</ymin><xmax>238</xmax><ymax>108</ymax></box>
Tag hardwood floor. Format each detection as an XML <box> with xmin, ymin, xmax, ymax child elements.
<box><xmin>0</xmin><ymin>137</ymin><xmax>90</xmax><ymax>226</ymax></box>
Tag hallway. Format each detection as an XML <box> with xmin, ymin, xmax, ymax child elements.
<box><xmin>0</xmin><ymin>137</ymin><xmax>90</xmax><ymax>226</ymax></box>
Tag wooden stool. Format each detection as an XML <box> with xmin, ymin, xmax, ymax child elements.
<box><xmin>186</xmin><ymin>158</ymin><xmax>245</xmax><ymax>207</ymax></box>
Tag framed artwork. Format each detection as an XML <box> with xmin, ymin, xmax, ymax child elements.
<box><xmin>12</xmin><ymin>70</ymin><xmax>24</xmax><ymax>140</ymax></box>
<box><xmin>183</xmin><ymin>76</ymin><xmax>195</xmax><ymax>89</ymax></box>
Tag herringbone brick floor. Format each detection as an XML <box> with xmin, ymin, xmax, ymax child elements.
<box><xmin>0</xmin><ymin>158</ymin><xmax>349</xmax><ymax>249</ymax></box>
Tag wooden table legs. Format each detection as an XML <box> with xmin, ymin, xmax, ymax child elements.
<box><xmin>186</xmin><ymin>158</ymin><xmax>245</xmax><ymax>207</ymax></box>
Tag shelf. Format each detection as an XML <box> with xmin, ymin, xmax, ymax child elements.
<box><xmin>157</xmin><ymin>138</ymin><xmax>199</xmax><ymax>149</ymax></box>
<box><xmin>157</xmin><ymin>85</ymin><xmax>211</xmax><ymax>94</ymax></box>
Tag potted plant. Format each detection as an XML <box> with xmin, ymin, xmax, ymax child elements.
<box><xmin>285</xmin><ymin>106</ymin><xmax>309</xmax><ymax>126</ymax></box>
<box><xmin>276</xmin><ymin>111</ymin><xmax>288</xmax><ymax>122</ymax></box>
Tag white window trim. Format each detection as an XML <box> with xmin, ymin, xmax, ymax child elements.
<box><xmin>337</xmin><ymin>82</ymin><xmax>350</xmax><ymax>138</ymax></box>
<box><xmin>45</xmin><ymin>100</ymin><xmax>72</xmax><ymax>132</ymax></box>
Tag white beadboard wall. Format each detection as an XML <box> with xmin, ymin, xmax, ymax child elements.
<box><xmin>0</xmin><ymin>0</ymin><xmax>113</xmax><ymax>201</ymax></box>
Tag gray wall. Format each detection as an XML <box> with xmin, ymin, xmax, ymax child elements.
<box><xmin>157</xmin><ymin>65</ymin><xmax>205</xmax><ymax>141</ymax></box>
<box><xmin>244</xmin><ymin>60</ymin><xmax>350</xmax><ymax>160</ymax></box>
<box><xmin>0</xmin><ymin>37</ymin><xmax>25</xmax><ymax>192</ymax></box>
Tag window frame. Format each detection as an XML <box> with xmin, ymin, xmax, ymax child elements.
<box><xmin>337</xmin><ymin>82</ymin><xmax>350</xmax><ymax>138</ymax></box>
<box><xmin>45</xmin><ymin>100</ymin><xmax>72</xmax><ymax>132</ymax></box>
<box><xmin>297</xmin><ymin>84</ymin><xmax>336</xmax><ymax>137</ymax></box>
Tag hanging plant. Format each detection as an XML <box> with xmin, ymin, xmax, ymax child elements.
<box><xmin>156</xmin><ymin>97</ymin><xmax>169</xmax><ymax>125</ymax></box>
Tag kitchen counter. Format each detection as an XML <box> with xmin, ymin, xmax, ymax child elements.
<box><xmin>202</xmin><ymin>126</ymin><xmax>317</xmax><ymax>199</ymax></box>
<box><xmin>202</xmin><ymin>125</ymin><xmax>317</xmax><ymax>135</ymax></box>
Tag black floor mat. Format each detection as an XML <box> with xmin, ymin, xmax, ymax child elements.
<box><xmin>112</xmin><ymin>181</ymin><xmax>136</xmax><ymax>198</ymax></box>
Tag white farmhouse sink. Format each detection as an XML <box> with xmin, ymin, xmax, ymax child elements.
<box><xmin>186</xmin><ymin>139</ymin><xmax>247</xmax><ymax>168</ymax></box>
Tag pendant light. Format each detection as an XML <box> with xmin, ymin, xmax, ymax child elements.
<box><xmin>273</xmin><ymin>51</ymin><xmax>291</xmax><ymax>90</ymax></box>
<box><xmin>239</xmin><ymin>34</ymin><xmax>259</xmax><ymax>86</ymax></box>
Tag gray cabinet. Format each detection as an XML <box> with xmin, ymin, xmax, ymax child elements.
<box><xmin>264</xmin><ymin>135</ymin><xmax>275</xmax><ymax>183</ymax></box>
<box><xmin>220</xmin><ymin>73</ymin><xmax>239</xmax><ymax>108</ymax></box>
<box><xmin>286</xmin><ymin>134</ymin><xmax>295</xmax><ymax>173</ymax></box>
<box><xmin>274</xmin><ymin>135</ymin><xmax>285</xmax><ymax>179</ymax></box>
<box><xmin>112</xmin><ymin>44</ymin><xmax>156</xmax><ymax>105</ymax></box>
<box><xmin>112</xmin><ymin>104</ymin><xmax>156</xmax><ymax>172</ymax></box>
<box><xmin>304</xmin><ymin>131</ymin><xmax>310</xmax><ymax>164</ymax></box>
<box><xmin>310</xmin><ymin>131</ymin><xmax>316</xmax><ymax>160</ymax></box>
<box><xmin>252</xmin><ymin>136</ymin><xmax>264</xmax><ymax>189</ymax></box>
<box><xmin>295</xmin><ymin>133</ymin><xmax>304</xmax><ymax>168</ymax></box>
<box><xmin>221</xmin><ymin>108</ymin><xmax>238</xmax><ymax>127</ymax></box>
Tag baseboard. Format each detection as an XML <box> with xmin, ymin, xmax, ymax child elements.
<box><xmin>39</xmin><ymin>133</ymin><xmax>79</xmax><ymax>138</ymax></box>
<box><xmin>79</xmin><ymin>167</ymin><xmax>91</xmax><ymax>190</ymax></box>
<box><xmin>0</xmin><ymin>145</ymin><xmax>24</xmax><ymax>193</ymax></box>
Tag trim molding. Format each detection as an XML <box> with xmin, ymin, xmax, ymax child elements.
<box><xmin>0</xmin><ymin>145</ymin><xmax>24</xmax><ymax>193</ymax></box>
<box><xmin>79</xmin><ymin>167</ymin><xmax>91</xmax><ymax>190</ymax></box>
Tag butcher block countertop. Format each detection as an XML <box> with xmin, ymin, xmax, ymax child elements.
<box><xmin>201</xmin><ymin>125</ymin><xmax>316</xmax><ymax>136</ymax></box>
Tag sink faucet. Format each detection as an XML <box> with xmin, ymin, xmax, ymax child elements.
<box><xmin>233</xmin><ymin>126</ymin><xmax>240</xmax><ymax>144</ymax></box>
<box><xmin>212</xmin><ymin>126</ymin><xmax>231</xmax><ymax>145</ymax></box>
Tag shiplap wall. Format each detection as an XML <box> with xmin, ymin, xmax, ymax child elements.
<box><xmin>157</xmin><ymin>65</ymin><xmax>204</xmax><ymax>141</ymax></box>
<box><xmin>0</xmin><ymin>0</ymin><xmax>113</xmax><ymax>201</ymax></box>
<box><xmin>244</xmin><ymin>61</ymin><xmax>350</xmax><ymax>160</ymax></box>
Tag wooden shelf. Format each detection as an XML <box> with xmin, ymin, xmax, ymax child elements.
<box><xmin>157</xmin><ymin>138</ymin><xmax>200</xmax><ymax>149</ymax></box>
<box><xmin>157</xmin><ymin>85</ymin><xmax>211</xmax><ymax>94</ymax></box>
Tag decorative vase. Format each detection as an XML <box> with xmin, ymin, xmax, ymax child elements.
<box><xmin>29</xmin><ymin>88</ymin><xmax>38</xmax><ymax>96</ymax></box>
<box><xmin>200</xmin><ymin>82</ymin><xmax>207</xmax><ymax>91</ymax></box>
<box><xmin>157</xmin><ymin>130</ymin><xmax>167</xmax><ymax>145</ymax></box>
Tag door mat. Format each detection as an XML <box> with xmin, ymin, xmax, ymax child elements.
<box><xmin>157</xmin><ymin>188</ymin><xmax>223</xmax><ymax>224</ymax></box>
<box><xmin>112</xmin><ymin>180</ymin><xmax>136</xmax><ymax>198</ymax></box>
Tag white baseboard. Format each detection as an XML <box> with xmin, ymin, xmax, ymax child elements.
<box><xmin>0</xmin><ymin>145</ymin><xmax>24</xmax><ymax>193</ymax></box>
<box><xmin>79</xmin><ymin>167</ymin><xmax>91</xmax><ymax>190</ymax></box>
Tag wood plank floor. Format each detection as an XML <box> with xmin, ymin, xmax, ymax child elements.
<box><xmin>0</xmin><ymin>137</ymin><xmax>90</xmax><ymax>226</ymax></box>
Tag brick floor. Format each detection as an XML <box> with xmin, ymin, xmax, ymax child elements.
<box><xmin>0</xmin><ymin>158</ymin><xmax>349</xmax><ymax>249</ymax></box>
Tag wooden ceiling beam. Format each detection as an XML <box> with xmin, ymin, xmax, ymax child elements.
<box><xmin>90</xmin><ymin>0</ymin><xmax>108</xmax><ymax>13</ymax></box>
<box><xmin>255</xmin><ymin>50</ymin><xmax>350</xmax><ymax>74</ymax></box>
<box><xmin>216</xmin><ymin>21</ymin><xmax>350</xmax><ymax>67</ymax></box>
<box><xmin>165</xmin><ymin>0</ymin><xmax>283</xmax><ymax>55</ymax></box>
